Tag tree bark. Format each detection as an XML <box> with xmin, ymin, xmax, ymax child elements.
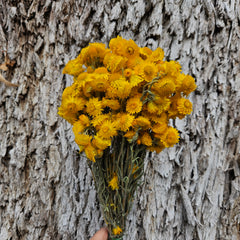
<box><xmin>0</xmin><ymin>0</ymin><xmax>240</xmax><ymax>239</ymax></box>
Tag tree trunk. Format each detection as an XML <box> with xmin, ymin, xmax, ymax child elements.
<box><xmin>0</xmin><ymin>0</ymin><xmax>240</xmax><ymax>239</ymax></box>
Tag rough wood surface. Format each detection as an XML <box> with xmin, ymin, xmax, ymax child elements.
<box><xmin>0</xmin><ymin>0</ymin><xmax>240</xmax><ymax>239</ymax></box>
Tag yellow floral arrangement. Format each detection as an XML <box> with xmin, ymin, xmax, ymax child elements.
<box><xmin>58</xmin><ymin>36</ymin><xmax>196</xmax><ymax>239</ymax></box>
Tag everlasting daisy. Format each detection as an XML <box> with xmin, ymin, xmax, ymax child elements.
<box><xmin>108</xmin><ymin>173</ymin><xmax>119</xmax><ymax>190</ymax></box>
<box><xmin>98</xmin><ymin>120</ymin><xmax>117</xmax><ymax>139</ymax></box>
<box><xmin>140</xmin><ymin>132</ymin><xmax>152</xmax><ymax>146</ymax></box>
<box><xmin>114</xmin><ymin>113</ymin><xmax>135</xmax><ymax>132</ymax></box>
<box><xmin>148</xmin><ymin>47</ymin><xmax>164</xmax><ymax>63</ymax></box>
<box><xmin>112</xmin><ymin>226</ymin><xmax>123</xmax><ymax>235</ymax></box>
<box><xmin>177</xmin><ymin>98</ymin><xmax>193</xmax><ymax>115</ymax></box>
<box><xmin>74</xmin><ymin>134</ymin><xmax>92</xmax><ymax>146</ymax></box>
<box><xmin>62</xmin><ymin>57</ymin><xmax>84</xmax><ymax>76</ymax></box>
<box><xmin>86</xmin><ymin>98</ymin><xmax>102</xmax><ymax>116</ymax></box>
<box><xmin>161</xmin><ymin>127</ymin><xmax>179</xmax><ymax>148</ymax></box>
<box><xmin>109</xmin><ymin>36</ymin><xmax>126</xmax><ymax>55</ymax></box>
<box><xmin>139</xmin><ymin>47</ymin><xmax>152</xmax><ymax>60</ymax></box>
<box><xmin>92</xmin><ymin>114</ymin><xmax>110</xmax><ymax>130</ymax></box>
<box><xmin>126</xmin><ymin>97</ymin><xmax>143</xmax><ymax>114</ymax></box>
<box><xmin>93</xmin><ymin>135</ymin><xmax>112</xmax><ymax>150</ymax></box>
<box><xmin>85</xmin><ymin>143</ymin><xmax>98</xmax><ymax>162</ymax></box>
<box><xmin>111</xmin><ymin>78</ymin><xmax>132</xmax><ymax>99</ymax></box>
<box><xmin>153</xmin><ymin>77</ymin><xmax>176</xmax><ymax>96</ymax></box>
<box><xmin>153</xmin><ymin>96</ymin><xmax>171</xmax><ymax>114</ymax></box>
<box><xmin>179</xmin><ymin>75</ymin><xmax>197</xmax><ymax>95</ymax></box>
<box><xmin>91</xmin><ymin>74</ymin><xmax>109</xmax><ymax>92</ymax></box>
<box><xmin>133</xmin><ymin>116</ymin><xmax>151</xmax><ymax>129</ymax></box>
<box><xmin>72</xmin><ymin>121</ymin><xmax>85</xmax><ymax>136</ymax></box>
<box><xmin>135</xmin><ymin>62</ymin><xmax>158</xmax><ymax>82</ymax></box>
<box><xmin>152</xmin><ymin>123</ymin><xmax>168</xmax><ymax>135</ymax></box>
<box><xmin>123</xmin><ymin>39</ymin><xmax>139</xmax><ymax>59</ymax></box>
<box><xmin>102</xmin><ymin>98</ymin><xmax>120</xmax><ymax>110</ymax></box>
<box><xmin>104</xmin><ymin>53</ymin><xmax>127</xmax><ymax>73</ymax></box>
<box><xmin>78</xmin><ymin>114</ymin><xmax>90</xmax><ymax>127</ymax></box>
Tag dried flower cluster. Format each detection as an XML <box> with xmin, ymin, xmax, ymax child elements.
<box><xmin>58</xmin><ymin>36</ymin><xmax>196</xmax><ymax>239</ymax></box>
<box><xmin>59</xmin><ymin>36</ymin><xmax>196</xmax><ymax>159</ymax></box>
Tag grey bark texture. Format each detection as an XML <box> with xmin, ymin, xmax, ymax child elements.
<box><xmin>0</xmin><ymin>0</ymin><xmax>240</xmax><ymax>239</ymax></box>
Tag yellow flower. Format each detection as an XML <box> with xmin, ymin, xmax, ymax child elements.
<box><xmin>62</xmin><ymin>57</ymin><xmax>84</xmax><ymax>76</ymax></box>
<box><xmin>152</xmin><ymin>122</ymin><xmax>168</xmax><ymax>135</ymax></box>
<box><xmin>147</xmin><ymin>101</ymin><xmax>159</xmax><ymax>114</ymax></box>
<box><xmin>104</xmin><ymin>53</ymin><xmax>127</xmax><ymax>73</ymax></box>
<box><xmin>140</xmin><ymin>132</ymin><xmax>152</xmax><ymax>146</ymax></box>
<box><xmin>129</xmin><ymin>75</ymin><xmax>144</xmax><ymax>87</ymax></box>
<box><xmin>135</xmin><ymin>62</ymin><xmax>158</xmax><ymax>82</ymax></box>
<box><xmin>167</xmin><ymin>93</ymin><xmax>181</xmax><ymax>119</ymax></box>
<box><xmin>177</xmin><ymin>98</ymin><xmax>193</xmax><ymax>115</ymax></box>
<box><xmin>109</xmin><ymin>173</ymin><xmax>119</xmax><ymax>190</ymax></box>
<box><xmin>126</xmin><ymin>97</ymin><xmax>143</xmax><ymax>114</ymax></box>
<box><xmin>146</xmin><ymin>112</ymin><xmax>168</xmax><ymax>123</ymax></box>
<box><xmin>76</xmin><ymin>72</ymin><xmax>88</xmax><ymax>86</ymax></box>
<box><xmin>85</xmin><ymin>143</ymin><xmax>98</xmax><ymax>162</ymax></box>
<box><xmin>91</xmin><ymin>114</ymin><xmax>110</xmax><ymax>129</ymax></box>
<box><xmin>179</xmin><ymin>75</ymin><xmax>197</xmax><ymax>95</ymax></box>
<box><xmin>133</xmin><ymin>116</ymin><xmax>151</xmax><ymax>129</ymax></box>
<box><xmin>98</xmin><ymin>120</ymin><xmax>117</xmax><ymax>138</ymax></box>
<box><xmin>78</xmin><ymin>114</ymin><xmax>90</xmax><ymax>127</ymax></box>
<box><xmin>153</xmin><ymin>96</ymin><xmax>171</xmax><ymax>114</ymax></box>
<box><xmin>86</xmin><ymin>98</ymin><xmax>102</xmax><ymax>116</ymax></box>
<box><xmin>58</xmin><ymin>95</ymin><xmax>86</xmax><ymax>124</ymax></box>
<box><xmin>114</xmin><ymin>113</ymin><xmax>135</xmax><ymax>132</ymax></box>
<box><xmin>148</xmin><ymin>47</ymin><xmax>164</xmax><ymax>63</ymax></box>
<box><xmin>109</xmin><ymin>36</ymin><xmax>126</xmax><ymax>55</ymax></box>
<box><xmin>161</xmin><ymin>127</ymin><xmax>179</xmax><ymax>148</ymax></box>
<box><xmin>102</xmin><ymin>98</ymin><xmax>120</xmax><ymax>110</ymax></box>
<box><xmin>126</xmin><ymin>56</ymin><xmax>143</xmax><ymax>69</ymax></box>
<box><xmin>153</xmin><ymin>77</ymin><xmax>176</xmax><ymax>96</ymax></box>
<box><xmin>72</xmin><ymin>121</ymin><xmax>85</xmax><ymax>136</ymax></box>
<box><xmin>139</xmin><ymin>47</ymin><xmax>152</xmax><ymax>60</ymax></box>
<box><xmin>93</xmin><ymin>135</ymin><xmax>112</xmax><ymax>150</ymax></box>
<box><xmin>80</xmin><ymin>43</ymin><xmax>109</xmax><ymax>67</ymax></box>
<box><xmin>111</xmin><ymin>78</ymin><xmax>132</xmax><ymax>99</ymax></box>
<box><xmin>91</xmin><ymin>73</ymin><xmax>109</xmax><ymax>92</ymax></box>
<box><xmin>165</xmin><ymin>61</ymin><xmax>182</xmax><ymax>77</ymax></box>
<box><xmin>123</xmin><ymin>39</ymin><xmax>139</xmax><ymax>59</ymax></box>
<box><xmin>124</xmin><ymin>130</ymin><xmax>137</xmax><ymax>141</ymax></box>
<box><xmin>148</xmin><ymin>145</ymin><xmax>165</xmax><ymax>153</ymax></box>
<box><xmin>74</xmin><ymin>134</ymin><xmax>92</xmax><ymax>146</ymax></box>
<box><xmin>82</xmin><ymin>81</ymin><xmax>93</xmax><ymax>97</ymax></box>
<box><xmin>112</xmin><ymin>226</ymin><xmax>122</xmax><ymax>235</ymax></box>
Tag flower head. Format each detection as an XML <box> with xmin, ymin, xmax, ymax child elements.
<box><xmin>161</xmin><ymin>127</ymin><xmax>179</xmax><ymax>148</ymax></box>
<box><xmin>98</xmin><ymin>120</ymin><xmax>117</xmax><ymax>139</ymax></box>
<box><xmin>85</xmin><ymin>143</ymin><xmax>98</xmax><ymax>162</ymax></box>
<box><xmin>112</xmin><ymin>226</ymin><xmax>123</xmax><ymax>236</ymax></box>
<box><xmin>126</xmin><ymin>97</ymin><xmax>143</xmax><ymax>114</ymax></box>
<box><xmin>114</xmin><ymin>113</ymin><xmax>135</xmax><ymax>132</ymax></box>
<box><xmin>62</xmin><ymin>57</ymin><xmax>84</xmax><ymax>76</ymax></box>
<box><xmin>177</xmin><ymin>98</ymin><xmax>193</xmax><ymax>115</ymax></box>
<box><xmin>111</xmin><ymin>78</ymin><xmax>132</xmax><ymax>99</ymax></box>
<box><xmin>135</xmin><ymin>62</ymin><xmax>158</xmax><ymax>82</ymax></box>
<box><xmin>109</xmin><ymin>173</ymin><xmax>119</xmax><ymax>190</ymax></box>
<box><xmin>86</xmin><ymin>98</ymin><xmax>102</xmax><ymax>116</ymax></box>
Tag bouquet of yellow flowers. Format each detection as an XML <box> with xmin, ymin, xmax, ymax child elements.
<box><xmin>58</xmin><ymin>36</ymin><xmax>196</xmax><ymax>239</ymax></box>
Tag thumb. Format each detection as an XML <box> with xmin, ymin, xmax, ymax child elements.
<box><xmin>90</xmin><ymin>228</ymin><xmax>108</xmax><ymax>240</ymax></box>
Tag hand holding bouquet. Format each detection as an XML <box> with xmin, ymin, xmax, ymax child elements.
<box><xmin>58</xmin><ymin>36</ymin><xmax>196</xmax><ymax>239</ymax></box>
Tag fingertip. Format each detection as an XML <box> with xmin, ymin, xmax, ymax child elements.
<box><xmin>90</xmin><ymin>228</ymin><xmax>109</xmax><ymax>240</ymax></box>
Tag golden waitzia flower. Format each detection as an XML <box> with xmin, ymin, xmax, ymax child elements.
<box><xmin>58</xmin><ymin>36</ymin><xmax>196</xmax><ymax>239</ymax></box>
